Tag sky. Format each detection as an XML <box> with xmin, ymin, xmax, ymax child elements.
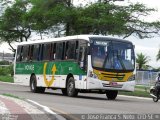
<box><xmin>0</xmin><ymin>0</ymin><xmax>160</xmax><ymax>68</ymax></box>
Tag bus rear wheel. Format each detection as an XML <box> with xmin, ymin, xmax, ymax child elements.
<box><xmin>67</xmin><ymin>77</ymin><xmax>78</xmax><ymax>97</ymax></box>
<box><xmin>30</xmin><ymin>75</ymin><xmax>45</xmax><ymax>93</ymax></box>
<box><xmin>106</xmin><ymin>90</ymin><xmax>118</xmax><ymax>100</ymax></box>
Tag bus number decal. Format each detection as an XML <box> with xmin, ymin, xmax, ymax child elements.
<box><xmin>25</xmin><ymin>65</ymin><xmax>34</xmax><ymax>71</ymax></box>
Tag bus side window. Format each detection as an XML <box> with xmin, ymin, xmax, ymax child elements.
<box><xmin>75</xmin><ymin>41</ymin><xmax>79</xmax><ymax>60</ymax></box>
<box><xmin>65</xmin><ymin>41</ymin><xmax>76</xmax><ymax>60</ymax></box>
<box><xmin>32</xmin><ymin>45</ymin><xmax>39</xmax><ymax>61</ymax></box>
<box><xmin>22</xmin><ymin>46</ymin><xmax>29</xmax><ymax>62</ymax></box>
<box><xmin>37</xmin><ymin>44</ymin><xmax>43</xmax><ymax>61</ymax></box>
<box><xmin>16</xmin><ymin>46</ymin><xmax>23</xmax><ymax>62</ymax></box>
<box><xmin>43</xmin><ymin>44</ymin><xmax>51</xmax><ymax>61</ymax></box>
<box><xmin>28</xmin><ymin>45</ymin><xmax>34</xmax><ymax>61</ymax></box>
<box><xmin>55</xmin><ymin>42</ymin><xmax>64</xmax><ymax>60</ymax></box>
<box><xmin>51</xmin><ymin>43</ymin><xmax>56</xmax><ymax>60</ymax></box>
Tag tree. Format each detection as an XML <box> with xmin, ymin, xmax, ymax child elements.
<box><xmin>0</xmin><ymin>0</ymin><xmax>31</xmax><ymax>52</ymax></box>
<box><xmin>136</xmin><ymin>53</ymin><xmax>150</xmax><ymax>70</ymax></box>
<box><xmin>157</xmin><ymin>49</ymin><xmax>160</xmax><ymax>61</ymax></box>
<box><xmin>0</xmin><ymin>0</ymin><xmax>160</xmax><ymax>52</ymax></box>
<box><xmin>74</xmin><ymin>2</ymin><xmax>160</xmax><ymax>38</ymax></box>
<box><xmin>26</xmin><ymin>0</ymin><xmax>160</xmax><ymax>38</ymax></box>
<box><xmin>27</xmin><ymin>0</ymin><xmax>77</xmax><ymax>37</ymax></box>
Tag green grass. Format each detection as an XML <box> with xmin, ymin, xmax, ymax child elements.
<box><xmin>0</xmin><ymin>75</ymin><xmax>14</xmax><ymax>83</ymax></box>
<box><xmin>2</xmin><ymin>93</ymin><xmax>24</xmax><ymax>100</ymax></box>
<box><xmin>119</xmin><ymin>85</ymin><xmax>151</xmax><ymax>98</ymax></box>
<box><xmin>119</xmin><ymin>90</ymin><xmax>151</xmax><ymax>98</ymax></box>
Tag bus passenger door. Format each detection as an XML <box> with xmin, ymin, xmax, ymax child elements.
<box><xmin>77</xmin><ymin>41</ymin><xmax>88</xmax><ymax>89</ymax></box>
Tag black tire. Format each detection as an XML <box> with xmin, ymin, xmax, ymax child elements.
<box><xmin>30</xmin><ymin>75</ymin><xmax>45</xmax><ymax>93</ymax></box>
<box><xmin>153</xmin><ymin>97</ymin><xmax>159</xmax><ymax>102</ymax></box>
<box><xmin>106</xmin><ymin>90</ymin><xmax>118</xmax><ymax>100</ymax></box>
<box><xmin>153</xmin><ymin>90</ymin><xmax>159</xmax><ymax>102</ymax></box>
<box><xmin>61</xmin><ymin>89</ymin><xmax>67</xmax><ymax>96</ymax></box>
<box><xmin>67</xmin><ymin>77</ymin><xmax>78</xmax><ymax>97</ymax></box>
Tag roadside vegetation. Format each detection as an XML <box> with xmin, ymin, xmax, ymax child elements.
<box><xmin>0</xmin><ymin>61</ymin><xmax>14</xmax><ymax>83</ymax></box>
<box><xmin>0</xmin><ymin>75</ymin><xmax>13</xmax><ymax>83</ymax></box>
<box><xmin>119</xmin><ymin>85</ymin><xmax>151</xmax><ymax>98</ymax></box>
<box><xmin>2</xmin><ymin>93</ymin><xmax>23</xmax><ymax>99</ymax></box>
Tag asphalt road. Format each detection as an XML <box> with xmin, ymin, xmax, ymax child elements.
<box><xmin>0</xmin><ymin>82</ymin><xmax>160</xmax><ymax>116</ymax></box>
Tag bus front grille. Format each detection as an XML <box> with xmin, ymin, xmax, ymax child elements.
<box><xmin>101</xmin><ymin>73</ymin><xmax>125</xmax><ymax>80</ymax></box>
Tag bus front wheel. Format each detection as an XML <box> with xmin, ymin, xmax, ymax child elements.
<box><xmin>106</xmin><ymin>90</ymin><xmax>118</xmax><ymax>100</ymax></box>
<box><xmin>67</xmin><ymin>77</ymin><xmax>78</xmax><ymax>97</ymax></box>
<box><xmin>30</xmin><ymin>75</ymin><xmax>45</xmax><ymax>93</ymax></box>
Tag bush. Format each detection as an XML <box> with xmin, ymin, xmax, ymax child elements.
<box><xmin>0</xmin><ymin>60</ymin><xmax>10</xmax><ymax>65</ymax></box>
<box><xmin>0</xmin><ymin>65</ymin><xmax>14</xmax><ymax>76</ymax></box>
<box><xmin>0</xmin><ymin>67</ymin><xmax>8</xmax><ymax>76</ymax></box>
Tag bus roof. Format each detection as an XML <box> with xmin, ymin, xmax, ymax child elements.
<box><xmin>17</xmin><ymin>35</ymin><xmax>132</xmax><ymax>46</ymax></box>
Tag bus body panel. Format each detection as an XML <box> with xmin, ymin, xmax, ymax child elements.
<box><xmin>14</xmin><ymin>35</ymin><xmax>136</xmax><ymax>92</ymax></box>
<box><xmin>87</xmin><ymin>55</ymin><xmax>135</xmax><ymax>91</ymax></box>
<box><xmin>15</xmin><ymin>61</ymin><xmax>87</xmax><ymax>89</ymax></box>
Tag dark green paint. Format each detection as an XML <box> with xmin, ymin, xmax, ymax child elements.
<box><xmin>15</xmin><ymin>61</ymin><xmax>86</xmax><ymax>75</ymax></box>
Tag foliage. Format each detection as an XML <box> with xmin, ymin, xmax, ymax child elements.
<box><xmin>0</xmin><ymin>65</ymin><xmax>13</xmax><ymax>76</ymax></box>
<box><xmin>156</xmin><ymin>49</ymin><xmax>160</xmax><ymax>61</ymax></box>
<box><xmin>136</xmin><ymin>53</ymin><xmax>150</xmax><ymax>70</ymax></box>
<box><xmin>0</xmin><ymin>76</ymin><xmax>13</xmax><ymax>83</ymax></box>
<box><xmin>0</xmin><ymin>0</ymin><xmax>31</xmax><ymax>52</ymax></box>
<box><xmin>74</xmin><ymin>2</ymin><xmax>160</xmax><ymax>38</ymax></box>
<box><xmin>0</xmin><ymin>0</ymin><xmax>160</xmax><ymax>52</ymax></box>
<box><xmin>0</xmin><ymin>60</ymin><xmax>10</xmax><ymax>65</ymax></box>
<box><xmin>27</xmin><ymin>0</ymin><xmax>77</xmax><ymax>37</ymax></box>
<box><xmin>0</xmin><ymin>66</ymin><xmax>8</xmax><ymax>75</ymax></box>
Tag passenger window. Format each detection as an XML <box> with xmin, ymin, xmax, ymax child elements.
<box><xmin>32</xmin><ymin>45</ymin><xmax>39</xmax><ymax>61</ymax></box>
<box><xmin>38</xmin><ymin>44</ymin><xmax>43</xmax><ymax>61</ymax></box>
<box><xmin>22</xmin><ymin>46</ymin><xmax>29</xmax><ymax>62</ymax></box>
<box><xmin>28</xmin><ymin>45</ymin><xmax>34</xmax><ymax>61</ymax></box>
<box><xmin>75</xmin><ymin>41</ymin><xmax>79</xmax><ymax>60</ymax></box>
<box><xmin>51</xmin><ymin>43</ymin><xmax>56</xmax><ymax>60</ymax></box>
<box><xmin>43</xmin><ymin>44</ymin><xmax>51</xmax><ymax>60</ymax></box>
<box><xmin>16</xmin><ymin>46</ymin><xmax>23</xmax><ymax>62</ymax></box>
<box><xmin>65</xmin><ymin>41</ymin><xmax>76</xmax><ymax>59</ymax></box>
<box><xmin>55</xmin><ymin>42</ymin><xmax>64</xmax><ymax>60</ymax></box>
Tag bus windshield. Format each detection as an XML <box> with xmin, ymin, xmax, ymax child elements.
<box><xmin>90</xmin><ymin>38</ymin><xmax>135</xmax><ymax>72</ymax></box>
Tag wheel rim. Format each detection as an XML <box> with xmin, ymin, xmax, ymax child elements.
<box><xmin>153</xmin><ymin>97</ymin><xmax>158</xmax><ymax>102</ymax></box>
<box><xmin>31</xmin><ymin>79</ymin><xmax>35</xmax><ymax>91</ymax></box>
<box><xmin>68</xmin><ymin>82</ymin><xmax>74</xmax><ymax>95</ymax></box>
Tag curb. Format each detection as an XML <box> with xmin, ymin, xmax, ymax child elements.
<box><xmin>118</xmin><ymin>95</ymin><xmax>151</xmax><ymax>100</ymax></box>
<box><xmin>27</xmin><ymin>99</ymin><xmax>66</xmax><ymax>120</ymax></box>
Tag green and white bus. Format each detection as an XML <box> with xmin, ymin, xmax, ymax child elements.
<box><xmin>14</xmin><ymin>35</ymin><xmax>136</xmax><ymax>100</ymax></box>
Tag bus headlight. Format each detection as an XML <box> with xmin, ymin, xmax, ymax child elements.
<box><xmin>128</xmin><ymin>75</ymin><xmax>135</xmax><ymax>81</ymax></box>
